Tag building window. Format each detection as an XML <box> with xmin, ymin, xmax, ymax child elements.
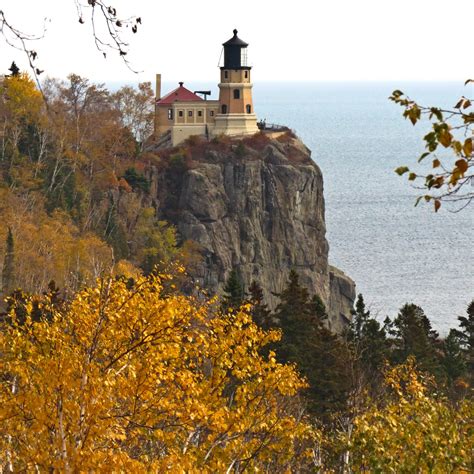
<box><xmin>233</xmin><ymin>89</ymin><xmax>240</xmax><ymax>99</ymax></box>
<box><xmin>168</xmin><ymin>109</ymin><xmax>173</xmax><ymax>120</ymax></box>
<box><xmin>188</xmin><ymin>110</ymin><xmax>193</xmax><ymax>117</ymax></box>
<box><xmin>246</xmin><ymin>104</ymin><xmax>252</xmax><ymax>114</ymax></box>
<box><xmin>224</xmin><ymin>70</ymin><xmax>228</xmax><ymax>79</ymax></box>
<box><xmin>178</xmin><ymin>110</ymin><xmax>183</xmax><ymax>117</ymax></box>
<box><xmin>244</xmin><ymin>71</ymin><xmax>248</xmax><ymax>79</ymax></box>
<box><xmin>198</xmin><ymin>110</ymin><xmax>203</xmax><ymax>117</ymax></box>
<box><xmin>210</xmin><ymin>110</ymin><xmax>214</xmax><ymax>116</ymax></box>
<box><xmin>221</xmin><ymin>104</ymin><xmax>227</xmax><ymax>114</ymax></box>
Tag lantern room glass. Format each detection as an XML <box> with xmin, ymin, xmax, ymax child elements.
<box><xmin>241</xmin><ymin>48</ymin><xmax>248</xmax><ymax>67</ymax></box>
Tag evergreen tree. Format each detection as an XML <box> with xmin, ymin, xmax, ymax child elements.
<box><xmin>248</xmin><ymin>280</ymin><xmax>271</xmax><ymax>329</ymax></box>
<box><xmin>442</xmin><ymin>329</ymin><xmax>466</xmax><ymax>388</ymax></box>
<box><xmin>348</xmin><ymin>294</ymin><xmax>388</xmax><ymax>392</ymax></box>
<box><xmin>274</xmin><ymin>270</ymin><xmax>351</xmax><ymax>421</ymax></box>
<box><xmin>104</xmin><ymin>202</ymin><xmax>129</xmax><ymax>261</ymax></box>
<box><xmin>221</xmin><ymin>268</ymin><xmax>245</xmax><ymax>312</ymax></box>
<box><xmin>8</xmin><ymin>61</ymin><xmax>20</xmax><ymax>76</ymax></box>
<box><xmin>389</xmin><ymin>303</ymin><xmax>444</xmax><ymax>380</ymax></box>
<box><xmin>2</xmin><ymin>227</ymin><xmax>15</xmax><ymax>294</ymax></box>
<box><xmin>452</xmin><ymin>300</ymin><xmax>474</xmax><ymax>387</ymax></box>
<box><xmin>351</xmin><ymin>293</ymin><xmax>370</xmax><ymax>339</ymax></box>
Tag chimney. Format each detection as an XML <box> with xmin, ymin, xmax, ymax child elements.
<box><xmin>155</xmin><ymin>73</ymin><xmax>161</xmax><ymax>101</ymax></box>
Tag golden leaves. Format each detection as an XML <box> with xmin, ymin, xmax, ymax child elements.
<box><xmin>391</xmin><ymin>87</ymin><xmax>473</xmax><ymax>211</ymax></box>
<box><xmin>349</xmin><ymin>359</ymin><xmax>473</xmax><ymax>472</ymax></box>
<box><xmin>0</xmin><ymin>274</ymin><xmax>316</xmax><ymax>471</ymax></box>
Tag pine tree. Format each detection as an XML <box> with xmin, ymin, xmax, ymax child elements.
<box><xmin>221</xmin><ymin>268</ymin><xmax>245</xmax><ymax>312</ymax></box>
<box><xmin>104</xmin><ymin>202</ymin><xmax>129</xmax><ymax>261</ymax></box>
<box><xmin>274</xmin><ymin>270</ymin><xmax>351</xmax><ymax>421</ymax></box>
<box><xmin>348</xmin><ymin>294</ymin><xmax>388</xmax><ymax>392</ymax></box>
<box><xmin>351</xmin><ymin>293</ymin><xmax>370</xmax><ymax>339</ymax></box>
<box><xmin>452</xmin><ymin>300</ymin><xmax>474</xmax><ymax>387</ymax></box>
<box><xmin>2</xmin><ymin>227</ymin><xmax>15</xmax><ymax>294</ymax></box>
<box><xmin>443</xmin><ymin>329</ymin><xmax>466</xmax><ymax>388</ymax></box>
<box><xmin>8</xmin><ymin>61</ymin><xmax>20</xmax><ymax>76</ymax></box>
<box><xmin>390</xmin><ymin>303</ymin><xmax>444</xmax><ymax>380</ymax></box>
<box><xmin>248</xmin><ymin>280</ymin><xmax>271</xmax><ymax>329</ymax></box>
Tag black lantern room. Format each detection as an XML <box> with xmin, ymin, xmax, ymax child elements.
<box><xmin>222</xmin><ymin>29</ymin><xmax>250</xmax><ymax>70</ymax></box>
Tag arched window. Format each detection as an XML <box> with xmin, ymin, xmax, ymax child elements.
<box><xmin>224</xmin><ymin>70</ymin><xmax>228</xmax><ymax>79</ymax></box>
<box><xmin>244</xmin><ymin>71</ymin><xmax>248</xmax><ymax>79</ymax></box>
<box><xmin>221</xmin><ymin>104</ymin><xmax>227</xmax><ymax>114</ymax></box>
<box><xmin>246</xmin><ymin>104</ymin><xmax>252</xmax><ymax>114</ymax></box>
<box><xmin>233</xmin><ymin>89</ymin><xmax>240</xmax><ymax>99</ymax></box>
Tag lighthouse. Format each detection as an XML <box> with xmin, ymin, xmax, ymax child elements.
<box><xmin>213</xmin><ymin>29</ymin><xmax>259</xmax><ymax>136</ymax></box>
<box><xmin>153</xmin><ymin>29</ymin><xmax>259</xmax><ymax>146</ymax></box>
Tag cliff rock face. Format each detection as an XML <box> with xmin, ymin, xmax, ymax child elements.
<box><xmin>151</xmin><ymin>135</ymin><xmax>355</xmax><ymax>332</ymax></box>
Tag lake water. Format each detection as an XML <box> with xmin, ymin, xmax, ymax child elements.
<box><xmin>252</xmin><ymin>81</ymin><xmax>473</xmax><ymax>334</ymax></box>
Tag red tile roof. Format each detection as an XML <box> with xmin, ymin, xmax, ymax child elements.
<box><xmin>156</xmin><ymin>82</ymin><xmax>203</xmax><ymax>105</ymax></box>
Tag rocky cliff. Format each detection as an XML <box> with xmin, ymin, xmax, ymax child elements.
<box><xmin>150</xmin><ymin>133</ymin><xmax>355</xmax><ymax>332</ymax></box>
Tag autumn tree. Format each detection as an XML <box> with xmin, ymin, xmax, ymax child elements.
<box><xmin>0</xmin><ymin>72</ymin><xmax>43</xmax><ymax>167</ymax></box>
<box><xmin>113</xmin><ymin>82</ymin><xmax>154</xmax><ymax>150</ymax></box>
<box><xmin>0</xmin><ymin>273</ymin><xmax>318</xmax><ymax>471</ymax></box>
<box><xmin>133</xmin><ymin>208</ymin><xmax>180</xmax><ymax>274</ymax></box>
<box><xmin>348</xmin><ymin>358</ymin><xmax>473</xmax><ymax>472</ymax></box>
<box><xmin>391</xmin><ymin>82</ymin><xmax>473</xmax><ymax>211</ymax></box>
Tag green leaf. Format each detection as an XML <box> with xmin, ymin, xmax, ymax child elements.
<box><xmin>408</xmin><ymin>172</ymin><xmax>417</xmax><ymax>181</ymax></box>
<box><xmin>418</xmin><ymin>152</ymin><xmax>431</xmax><ymax>162</ymax></box>
<box><xmin>429</xmin><ymin>108</ymin><xmax>443</xmax><ymax>121</ymax></box>
<box><xmin>395</xmin><ymin>166</ymin><xmax>410</xmax><ymax>176</ymax></box>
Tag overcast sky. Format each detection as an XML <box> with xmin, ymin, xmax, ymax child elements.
<box><xmin>1</xmin><ymin>0</ymin><xmax>472</xmax><ymax>84</ymax></box>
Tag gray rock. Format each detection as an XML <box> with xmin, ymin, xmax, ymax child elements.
<box><xmin>152</xmin><ymin>136</ymin><xmax>355</xmax><ymax>332</ymax></box>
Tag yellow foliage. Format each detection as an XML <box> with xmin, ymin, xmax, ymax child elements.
<box><xmin>112</xmin><ymin>259</ymin><xmax>142</xmax><ymax>279</ymax></box>
<box><xmin>0</xmin><ymin>274</ymin><xmax>318</xmax><ymax>471</ymax></box>
<box><xmin>349</xmin><ymin>358</ymin><xmax>473</xmax><ymax>473</ymax></box>
<box><xmin>0</xmin><ymin>192</ymin><xmax>113</xmax><ymax>294</ymax></box>
<box><xmin>1</xmin><ymin>73</ymin><xmax>43</xmax><ymax>123</ymax></box>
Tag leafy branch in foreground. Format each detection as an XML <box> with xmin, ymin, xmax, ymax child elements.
<box><xmin>390</xmin><ymin>80</ymin><xmax>473</xmax><ymax>212</ymax></box>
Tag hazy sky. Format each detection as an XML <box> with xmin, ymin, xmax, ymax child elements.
<box><xmin>1</xmin><ymin>0</ymin><xmax>472</xmax><ymax>84</ymax></box>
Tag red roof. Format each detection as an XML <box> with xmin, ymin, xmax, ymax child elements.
<box><xmin>156</xmin><ymin>82</ymin><xmax>203</xmax><ymax>105</ymax></box>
